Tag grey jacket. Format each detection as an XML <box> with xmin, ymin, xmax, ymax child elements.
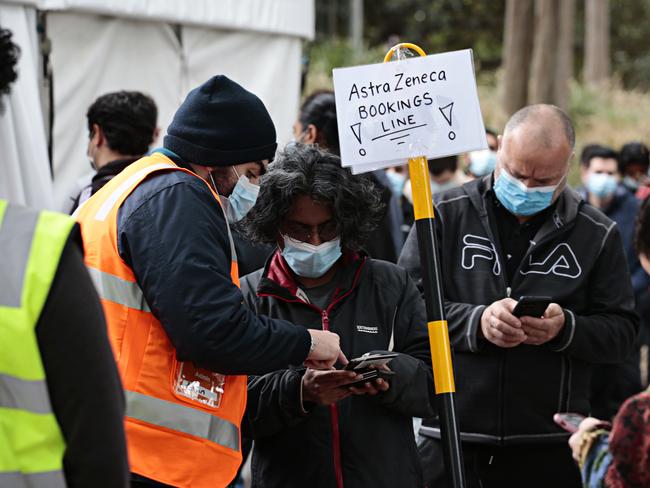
<box><xmin>398</xmin><ymin>175</ymin><xmax>639</xmax><ymax>445</ymax></box>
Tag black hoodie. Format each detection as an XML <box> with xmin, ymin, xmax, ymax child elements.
<box><xmin>398</xmin><ymin>175</ymin><xmax>639</xmax><ymax>445</ymax></box>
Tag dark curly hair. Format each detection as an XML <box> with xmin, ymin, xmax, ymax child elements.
<box><xmin>87</xmin><ymin>90</ymin><xmax>158</xmax><ymax>155</ymax></box>
<box><xmin>240</xmin><ymin>143</ymin><xmax>384</xmax><ymax>251</ymax></box>
<box><xmin>0</xmin><ymin>27</ymin><xmax>20</xmax><ymax>101</ymax></box>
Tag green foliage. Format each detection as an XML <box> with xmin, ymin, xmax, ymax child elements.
<box><xmin>611</xmin><ymin>0</ymin><xmax>650</xmax><ymax>89</ymax></box>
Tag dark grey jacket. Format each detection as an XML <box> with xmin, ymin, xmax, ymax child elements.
<box><xmin>398</xmin><ymin>176</ymin><xmax>639</xmax><ymax>445</ymax></box>
<box><xmin>241</xmin><ymin>251</ymin><xmax>434</xmax><ymax>488</ymax></box>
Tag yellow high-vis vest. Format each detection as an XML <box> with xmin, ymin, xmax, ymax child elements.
<box><xmin>0</xmin><ymin>199</ymin><xmax>74</xmax><ymax>488</ymax></box>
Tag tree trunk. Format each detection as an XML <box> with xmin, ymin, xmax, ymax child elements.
<box><xmin>501</xmin><ymin>0</ymin><xmax>535</xmax><ymax>116</ymax></box>
<box><xmin>554</xmin><ymin>0</ymin><xmax>576</xmax><ymax>110</ymax></box>
<box><xmin>529</xmin><ymin>0</ymin><xmax>559</xmax><ymax>104</ymax></box>
<box><xmin>584</xmin><ymin>0</ymin><xmax>611</xmax><ymax>85</ymax></box>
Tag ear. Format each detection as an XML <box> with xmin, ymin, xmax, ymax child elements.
<box><xmin>497</xmin><ymin>134</ymin><xmax>503</xmax><ymax>152</ymax></box>
<box><xmin>303</xmin><ymin>124</ymin><xmax>318</xmax><ymax>145</ymax></box>
<box><xmin>152</xmin><ymin>127</ymin><xmax>161</xmax><ymax>145</ymax></box>
<box><xmin>91</xmin><ymin>124</ymin><xmax>105</xmax><ymax>147</ymax></box>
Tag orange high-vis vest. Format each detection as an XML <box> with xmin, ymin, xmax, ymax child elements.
<box><xmin>75</xmin><ymin>153</ymin><xmax>247</xmax><ymax>488</ymax></box>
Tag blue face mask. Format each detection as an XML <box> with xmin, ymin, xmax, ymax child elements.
<box><xmin>386</xmin><ymin>171</ymin><xmax>407</xmax><ymax>197</ymax></box>
<box><xmin>224</xmin><ymin>174</ymin><xmax>260</xmax><ymax>223</ymax></box>
<box><xmin>430</xmin><ymin>179</ymin><xmax>458</xmax><ymax>194</ymax></box>
<box><xmin>586</xmin><ymin>173</ymin><xmax>618</xmax><ymax>198</ymax></box>
<box><xmin>281</xmin><ymin>235</ymin><xmax>342</xmax><ymax>279</ymax></box>
<box><xmin>468</xmin><ymin>150</ymin><xmax>497</xmax><ymax>177</ymax></box>
<box><xmin>494</xmin><ymin>168</ymin><xmax>559</xmax><ymax>216</ymax></box>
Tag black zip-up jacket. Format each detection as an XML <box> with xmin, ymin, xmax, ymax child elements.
<box><xmin>241</xmin><ymin>251</ymin><xmax>435</xmax><ymax>488</ymax></box>
<box><xmin>398</xmin><ymin>176</ymin><xmax>639</xmax><ymax>445</ymax></box>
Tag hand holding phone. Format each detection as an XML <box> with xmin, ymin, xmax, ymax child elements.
<box><xmin>553</xmin><ymin>412</ymin><xmax>612</xmax><ymax>433</ymax></box>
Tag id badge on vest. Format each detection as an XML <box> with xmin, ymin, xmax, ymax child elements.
<box><xmin>173</xmin><ymin>360</ymin><xmax>226</xmax><ymax>409</ymax></box>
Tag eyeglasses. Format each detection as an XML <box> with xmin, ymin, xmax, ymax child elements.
<box><xmin>282</xmin><ymin>220</ymin><xmax>339</xmax><ymax>243</ymax></box>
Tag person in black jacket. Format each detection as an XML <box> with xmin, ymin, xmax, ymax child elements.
<box><xmin>239</xmin><ymin>144</ymin><xmax>434</xmax><ymax>488</ymax></box>
<box><xmin>69</xmin><ymin>90</ymin><xmax>158</xmax><ymax>213</ymax></box>
<box><xmin>398</xmin><ymin>104</ymin><xmax>639</xmax><ymax>488</ymax></box>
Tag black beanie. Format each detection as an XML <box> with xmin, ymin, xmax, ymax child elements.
<box><xmin>164</xmin><ymin>75</ymin><xmax>277</xmax><ymax>166</ymax></box>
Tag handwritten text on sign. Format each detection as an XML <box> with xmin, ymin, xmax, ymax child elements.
<box><xmin>333</xmin><ymin>49</ymin><xmax>487</xmax><ymax>170</ymax></box>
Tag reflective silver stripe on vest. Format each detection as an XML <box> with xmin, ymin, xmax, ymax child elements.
<box><xmin>125</xmin><ymin>390</ymin><xmax>240</xmax><ymax>452</ymax></box>
<box><xmin>94</xmin><ymin>162</ymin><xmax>176</xmax><ymax>221</ymax></box>
<box><xmin>0</xmin><ymin>470</ymin><xmax>66</xmax><ymax>488</ymax></box>
<box><xmin>224</xmin><ymin>219</ymin><xmax>238</xmax><ymax>264</ymax></box>
<box><xmin>0</xmin><ymin>373</ymin><xmax>52</xmax><ymax>414</ymax></box>
<box><xmin>0</xmin><ymin>205</ymin><xmax>39</xmax><ymax>307</ymax></box>
<box><xmin>86</xmin><ymin>267</ymin><xmax>151</xmax><ymax>312</ymax></box>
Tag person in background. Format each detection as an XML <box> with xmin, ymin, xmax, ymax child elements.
<box><xmin>402</xmin><ymin>155</ymin><xmax>463</xmax><ymax>205</ymax></box>
<box><xmin>240</xmin><ymin>144</ymin><xmax>434</xmax><ymax>488</ymax></box>
<box><xmin>619</xmin><ymin>141</ymin><xmax>650</xmax><ymax>195</ymax></box>
<box><xmin>293</xmin><ymin>90</ymin><xmax>404</xmax><ymax>262</ymax></box>
<box><xmin>568</xmin><ymin>197</ymin><xmax>650</xmax><ymax>488</ymax></box>
<box><xmin>463</xmin><ymin>128</ymin><xmax>499</xmax><ymax>179</ymax></box>
<box><xmin>69</xmin><ymin>90</ymin><xmax>158</xmax><ymax>213</ymax></box>
<box><xmin>577</xmin><ymin>143</ymin><xmax>645</xmax><ymax>419</ymax></box>
<box><xmin>1</xmin><ymin>25</ymin><xmax>128</xmax><ymax>488</ymax></box>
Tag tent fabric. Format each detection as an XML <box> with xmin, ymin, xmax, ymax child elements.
<box><xmin>0</xmin><ymin>3</ymin><xmax>54</xmax><ymax>209</ymax></box>
<box><xmin>182</xmin><ymin>26</ymin><xmax>302</xmax><ymax>159</ymax></box>
<box><xmin>48</xmin><ymin>11</ymin><xmax>182</xmax><ymax>210</ymax></box>
<box><xmin>3</xmin><ymin>0</ymin><xmax>315</xmax><ymax>39</ymax></box>
<box><xmin>49</xmin><ymin>13</ymin><xmax>304</xmax><ymax>211</ymax></box>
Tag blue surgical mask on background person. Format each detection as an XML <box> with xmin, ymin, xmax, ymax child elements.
<box><xmin>468</xmin><ymin>150</ymin><xmax>497</xmax><ymax>177</ymax></box>
<box><xmin>623</xmin><ymin>175</ymin><xmax>640</xmax><ymax>191</ymax></box>
<box><xmin>430</xmin><ymin>179</ymin><xmax>458</xmax><ymax>194</ymax></box>
<box><xmin>386</xmin><ymin>171</ymin><xmax>407</xmax><ymax>197</ymax></box>
<box><xmin>494</xmin><ymin>167</ymin><xmax>560</xmax><ymax>216</ymax></box>
<box><xmin>281</xmin><ymin>235</ymin><xmax>342</xmax><ymax>278</ymax></box>
<box><xmin>586</xmin><ymin>173</ymin><xmax>618</xmax><ymax>198</ymax></box>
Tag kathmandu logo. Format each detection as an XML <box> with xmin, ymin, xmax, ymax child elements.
<box><xmin>520</xmin><ymin>243</ymin><xmax>582</xmax><ymax>279</ymax></box>
<box><xmin>356</xmin><ymin>325</ymin><xmax>379</xmax><ymax>334</ymax></box>
<box><xmin>461</xmin><ymin>234</ymin><xmax>501</xmax><ymax>276</ymax></box>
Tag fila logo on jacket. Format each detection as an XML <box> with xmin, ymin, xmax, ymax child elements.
<box><xmin>461</xmin><ymin>234</ymin><xmax>582</xmax><ymax>279</ymax></box>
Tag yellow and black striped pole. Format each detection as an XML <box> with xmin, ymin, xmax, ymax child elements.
<box><xmin>384</xmin><ymin>43</ymin><xmax>466</xmax><ymax>488</ymax></box>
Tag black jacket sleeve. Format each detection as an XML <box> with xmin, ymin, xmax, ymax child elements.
<box><xmin>397</xmin><ymin>218</ymin><xmax>486</xmax><ymax>354</ymax></box>
<box><xmin>369</xmin><ymin>269</ymin><xmax>435</xmax><ymax>418</ymax></box>
<box><xmin>548</xmin><ymin>226</ymin><xmax>639</xmax><ymax>363</ymax></box>
<box><xmin>37</xmin><ymin>228</ymin><xmax>129</xmax><ymax>488</ymax></box>
<box><xmin>239</xmin><ymin>273</ymin><xmax>311</xmax><ymax>439</ymax></box>
<box><xmin>118</xmin><ymin>179</ymin><xmax>310</xmax><ymax>375</ymax></box>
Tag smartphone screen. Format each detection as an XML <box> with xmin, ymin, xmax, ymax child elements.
<box><xmin>553</xmin><ymin>413</ymin><xmax>585</xmax><ymax>433</ymax></box>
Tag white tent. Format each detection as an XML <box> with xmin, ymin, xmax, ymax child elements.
<box><xmin>0</xmin><ymin>0</ymin><xmax>314</xmax><ymax>211</ymax></box>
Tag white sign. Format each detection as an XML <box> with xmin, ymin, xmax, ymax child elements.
<box><xmin>333</xmin><ymin>49</ymin><xmax>487</xmax><ymax>172</ymax></box>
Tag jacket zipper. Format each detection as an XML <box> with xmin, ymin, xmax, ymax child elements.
<box><xmin>322</xmin><ymin>308</ymin><xmax>344</xmax><ymax>488</ymax></box>
<box><xmin>257</xmin><ymin>264</ymin><xmax>365</xmax><ymax>488</ymax></box>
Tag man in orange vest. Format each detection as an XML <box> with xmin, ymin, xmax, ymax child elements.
<box><xmin>75</xmin><ymin>75</ymin><xmax>345</xmax><ymax>488</ymax></box>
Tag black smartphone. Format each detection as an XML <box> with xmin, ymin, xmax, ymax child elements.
<box><xmin>342</xmin><ymin>369</ymin><xmax>396</xmax><ymax>388</ymax></box>
<box><xmin>512</xmin><ymin>296</ymin><xmax>552</xmax><ymax>318</ymax></box>
<box><xmin>344</xmin><ymin>353</ymin><xmax>398</xmax><ymax>371</ymax></box>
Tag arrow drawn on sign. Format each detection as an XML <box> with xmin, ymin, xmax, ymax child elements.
<box><xmin>439</xmin><ymin>102</ymin><xmax>454</xmax><ymax>126</ymax></box>
<box><xmin>350</xmin><ymin>123</ymin><xmax>362</xmax><ymax>144</ymax></box>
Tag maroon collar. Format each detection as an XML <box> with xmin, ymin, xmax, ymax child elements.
<box><xmin>260</xmin><ymin>249</ymin><xmax>365</xmax><ymax>303</ymax></box>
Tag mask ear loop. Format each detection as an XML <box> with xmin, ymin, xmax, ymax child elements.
<box><xmin>209</xmin><ymin>172</ymin><xmax>219</xmax><ymax>194</ymax></box>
